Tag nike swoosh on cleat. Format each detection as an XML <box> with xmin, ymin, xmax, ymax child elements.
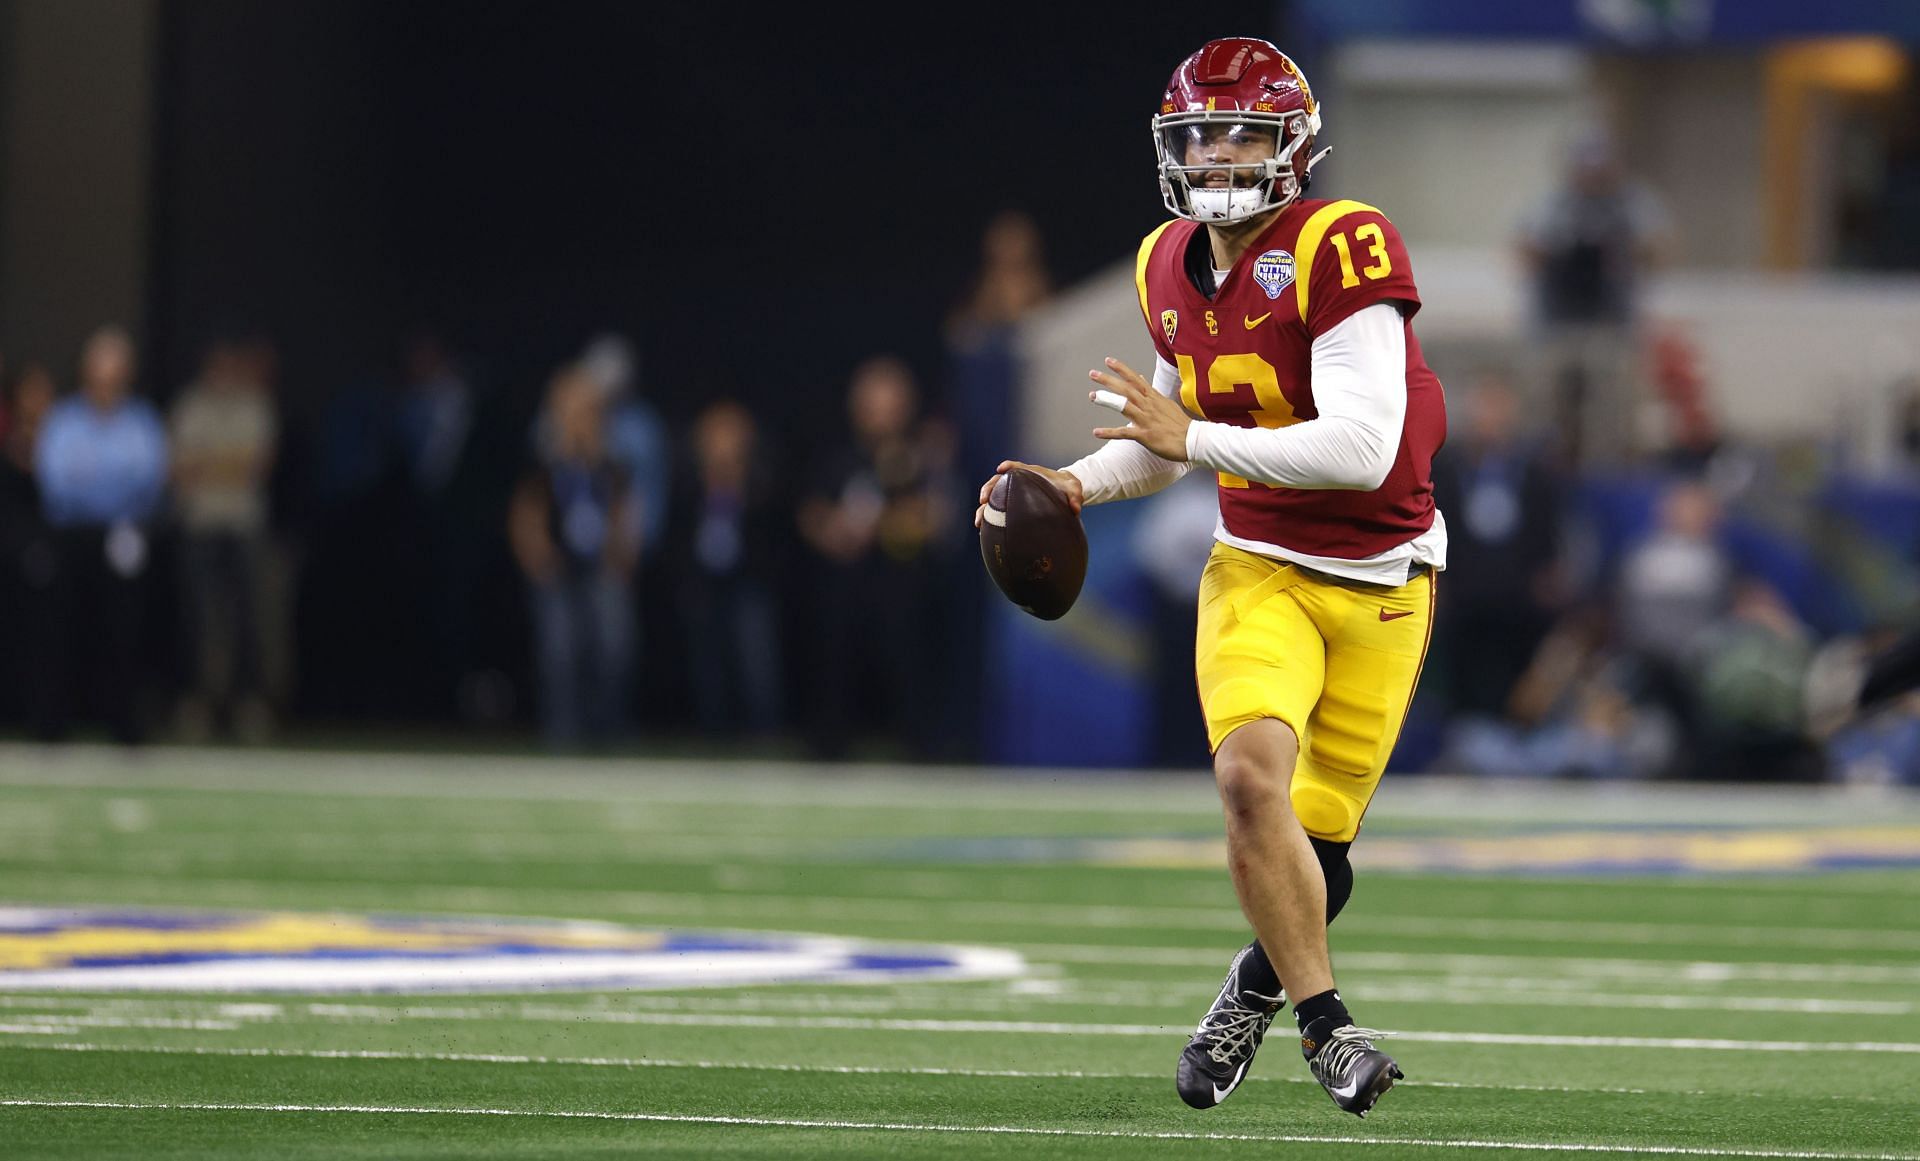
<box><xmin>1379</xmin><ymin>609</ymin><xmax>1414</xmax><ymax>622</ymax></box>
<box><xmin>1211</xmin><ymin>1061</ymin><xmax>1248</xmax><ymax>1105</ymax></box>
<box><xmin>1243</xmin><ymin>312</ymin><xmax>1272</xmax><ymax>330</ymax></box>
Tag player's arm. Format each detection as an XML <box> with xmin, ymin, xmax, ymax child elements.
<box><xmin>1061</xmin><ymin>353</ymin><xmax>1193</xmax><ymax>503</ymax></box>
<box><xmin>1184</xmin><ymin>302</ymin><xmax>1406</xmax><ymax>491</ymax></box>
<box><xmin>1088</xmin><ymin>305</ymin><xmax>1407</xmax><ymax>492</ymax></box>
<box><xmin>974</xmin><ymin>356</ymin><xmax>1192</xmax><ymax>528</ymax></box>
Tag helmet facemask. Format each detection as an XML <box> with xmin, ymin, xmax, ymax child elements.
<box><xmin>1154</xmin><ymin>108</ymin><xmax>1322</xmax><ymax>224</ymax></box>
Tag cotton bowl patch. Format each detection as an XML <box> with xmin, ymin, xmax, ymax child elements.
<box><xmin>0</xmin><ymin>907</ymin><xmax>1024</xmax><ymax>993</ymax></box>
<box><xmin>1252</xmin><ymin>249</ymin><xmax>1294</xmax><ymax>300</ymax></box>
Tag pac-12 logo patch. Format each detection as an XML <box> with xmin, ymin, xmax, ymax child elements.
<box><xmin>1253</xmin><ymin>249</ymin><xmax>1295</xmax><ymax>300</ymax></box>
<box><xmin>1162</xmin><ymin>309</ymin><xmax>1179</xmax><ymax>344</ymax></box>
<box><xmin>0</xmin><ymin>907</ymin><xmax>1025</xmax><ymax>993</ymax></box>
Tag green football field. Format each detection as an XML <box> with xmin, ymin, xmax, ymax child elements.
<box><xmin>3</xmin><ymin>746</ymin><xmax>1919</xmax><ymax>1159</ymax></box>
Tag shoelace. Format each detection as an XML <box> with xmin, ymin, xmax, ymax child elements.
<box><xmin>1198</xmin><ymin>991</ymin><xmax>1283</xmax><ymax>1065</ymax></box>
<box><xmin>1313</xmin><ymin>1025</ymin><xmax>1391</xmax><ymax>1079</ymax></box>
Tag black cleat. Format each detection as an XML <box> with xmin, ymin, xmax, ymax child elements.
<box><xmin>1304</xmin><ymin>1024</ymin><xmax>1403</xmax><ymax>1117</ymax></box>
<box><xmin>1175</xmin><ymin>943</ymin><xmax>1284</xmax><ymax>1109</ymax></box>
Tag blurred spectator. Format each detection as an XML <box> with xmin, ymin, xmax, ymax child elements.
<box><xmin>1689</xmin><ymin>580</ymin><xmax>1820</xmax><ymax>780</ymax></box>
<box><xmin>535</xmin><ymin>336</ymin><xmax>668</xmax><ymax>553</ymax></box>
<box><xmin>948</xmin><ymin>211</ymin><xmax>1053</xmax><ymax>340</ymax></box>
<box><xmin>798</xmin><ymin>356</ymin><xmax>948</xmax><ymax>759</ymax></box>
<box><xmin>1131</xmin><ymin>471</ymin><xmax>1218</xmax><ymax>767</ymax></box>
<box><xmin>1444</xmin><ymin>606</ymin><xmax>1678</xmax><ymax>780</ymax></box>
<box><xmin>0</xmin><ymin>364</ymin><xmax>59</xmax><ymax>721</ymax></box>
<box><xmin>572</xmin><ymin>333</ymin><xmax>670</xmax><ymax>555</ymax></box>
<box><xmin>397</xmin><ymin>333</ymin><xmax>472</xmax><ymax>498</ymax></box>
<box><xmin>1429</xmin><ymin>373</ymin><xmax>1566</xmax><ymax>722</ymax></box>
<box><xmin>170</xmin><ymin>339</ymin><xmax>280</xmax><ymax>742</ymax></box>
<box><xmin>397</xmin><ymin>331</ymin><xmax>513</xmax><ymax>720</ymax></box>
<box><xmin>672</xmin><ymin>401</ymin><xmax>783</xmax><ymax>737</ymax></box>
<box><xmin>1805</xmin><ymin>628</ymin><xmax>1920</xmax><ymax>783</ymax></box>
<box><xmin>1616</xmin><ymin>481</ymin><xmax>1731</xmax><ymax>671</ymax></box>
<box><xmin>1647</xmin><ymin>329</ymin><xmax>1728</xmax><ymax>476</ymax></box>
<box><xmin>31</xmin><ymin>327</ymin><xmax>169</xmax><ymax>742</ymax></box>
<box><xmin>1826</xmin><ymin>701</ymin><xmax>1920</xmax><ymax>785</ymax></box>
<box><xmin>1519</xmin><ymin>129</ymin><xmax>1672</xmax><ymax>468</ymax></box>
<box><xmin>533</xmin><ymin>334</ymin><xmax>670</xmax><ymax>726</ymax></box>
<box><xmin>509</xmin><ymin>364</ymin><xmax>638</xmax><ymax>750</ymax></box>
<box><xmin>942</xmin><ymin>213</ymin><xmax>1055</xmax><ymax>760</ymax></box>
<box><xmin>1610</xmin><ymin>479</ymin><xmax>1730</xmax><ymax>758</ymax></box>
<box><xmin>1609</xmin><ymin>479</ymin><xmax>1822</xmax><ymax>779</ymax></box>
<box><xmin>945</xmin><ymin>210</ymin><xmax>1054</xmax><ymax>484</ymax></box>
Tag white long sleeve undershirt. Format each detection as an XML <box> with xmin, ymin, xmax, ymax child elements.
<box><xmin>1062</xmin><ymin>302</ymin><xmax>1407</xmax><ymax>502</ymax></box>
<box><xmin>1185</xmin><ymin>302</ymin><xmax>1407</xmax><ymax>490</ymax></box>
<box><xmin>1059</xmin><ymin>357</ymin><xmax>1194</xmax><ymax>505</ymax></box>
<box><xmin>1060</xmin><ymin>300</ymin><xmax>1444</xmax><ymax>584</ymax></box>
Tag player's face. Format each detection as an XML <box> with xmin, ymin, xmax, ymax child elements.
<box><xmin>1180</xmin><ymin>124</ymin><xmax>1279</xmax><ymax>188</ymax></box>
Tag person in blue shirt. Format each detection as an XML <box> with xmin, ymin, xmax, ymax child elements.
<box><xmin>31</xmin><ymin>326</ymin><xmax>169</xmax><ymax>742</ymax></box>
<box><xmin>509</xmin><ymin>363</ymin><xmax>638</xmax><ymax>750</ymax></box>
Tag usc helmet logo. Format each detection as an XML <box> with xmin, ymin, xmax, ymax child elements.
<box><xmin>1276</xmin><ymin>53</ymin><xmax>1316</xmax><ymax>115</ymax></box>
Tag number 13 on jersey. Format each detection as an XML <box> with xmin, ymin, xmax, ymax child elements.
<box><xmin>1328</xmin><ymin>223</ymin><xmax>1392</xmax><ymax>288</ymax></box>
<box><xmin>1175</xmin><ymin>350</ymin><xmax>1299</xmax><ymax>490</ymax></box>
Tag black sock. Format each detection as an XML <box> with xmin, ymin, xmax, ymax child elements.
<box><xmin>1310</xmin><ymin>837</ymin><xmax>1355</xmax><ymax>924</ymax></box>
<box><xmin>1293</xmin><ymin>988</ymin><xmax>1353</xmax><ymax>1058</ymax></box>
<box><xmin>1237</xmin><ymin>941</ymin><xmax>1282</xmax><ymax>997</ymax></box>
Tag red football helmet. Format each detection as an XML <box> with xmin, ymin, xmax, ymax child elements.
<box><xmin>1154</xmin><ymin>37</ymin><xmax>1324</xmax><ymax>223</ymax></box>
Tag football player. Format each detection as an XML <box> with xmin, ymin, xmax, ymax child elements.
<box><xmin>977</xmin><ymin>37</ymin><xmax>1446</xmax><ymax>1116</ymax></box>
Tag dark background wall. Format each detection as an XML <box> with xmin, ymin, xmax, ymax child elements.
<box><xmin>125</xmin><ymin>2</ymin><xmax>1273</xmax><ymax>733</ymax></box>
<box><xmin>150</xmin><ymin>2</ymin><xmax>1261</xmax><ymax>434</ymax></box>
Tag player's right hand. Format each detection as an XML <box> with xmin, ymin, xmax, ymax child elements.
<box><xmin>975</xmin><ymin>461</ymin><xmax>1084</xmax><ymax>529</ymax></box>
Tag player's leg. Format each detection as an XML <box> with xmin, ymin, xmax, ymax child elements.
<box><xmin>1176</xmin><ymin>544</ymin><xmax>1326</xmax><ymax>1109</ymax></box>
<box><xmin>1284</xmin><ymin>566</ymin><xmax>1435</xmax><ymax>1115</ymax></box>
<box><xmin>1214</xmin><ymin>718</ymin><xmax>1337</xmax><ymax>1002</ymax></box>
<box><xmin>1224</xmin><ymin>836</ymin><xmax>1354</xmax><ymax>1032</ymax></box>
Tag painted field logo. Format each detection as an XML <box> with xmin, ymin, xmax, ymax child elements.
<box><xmin>0</xmin><ymin>908</ymin><xmax>1024</xmax><ymax>993</ymax></box>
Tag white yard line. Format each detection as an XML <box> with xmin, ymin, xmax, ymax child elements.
<box><xmin>268</xmin><ymin>1004</ymin><xmax>1920</xmax><ymax>1051</ymax></box>
<box><xmin>9</xmin><ymin>875</ymin><xmax>1915</xmax><ymax>951</ymax></box>
<box><xmin>0</xmin><ymin>1014</ymin><xmax>239</xmax><ymax>1031</ymax></box>
<box><xmin>0</xmin><ymin>1041</ymin><xmax>1653</xmax><ymax>1093</ymax></box>
<box><xmin>1</xmin><ymin>981</ymin><xmax>1900</xmax><ymax>1020</ymax></box>
<box><xmin>1016</xmin><ymin>943</ymin><xmax>1920</xmax><ymax>984</ymax></box>
<box><xmin>11</xmin><ymin>1041</ymin><xmax>1903</xmax><ymax>1104</ymax></box>
<box><xmin>1</xmin><ymin>1097</ymin><xmax>1915</xmax><ymax>1159</ymax></box>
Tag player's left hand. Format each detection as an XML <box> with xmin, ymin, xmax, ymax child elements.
<box><xmin>1090</xmin><ymin>357</ymin><xmax>1190</xmax><ymax>462</ymax></box>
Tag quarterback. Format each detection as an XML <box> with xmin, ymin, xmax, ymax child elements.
<box><xmin>977</xmin><ymin>37</ymin><xmax>1446</xmax><ymax>1116</ymax></box>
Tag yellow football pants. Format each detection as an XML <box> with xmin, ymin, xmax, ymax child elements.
<box><xmin>1194</xmin><ymin>542</ymin><xmax>1435</xmax><ymax>843</ymax></box>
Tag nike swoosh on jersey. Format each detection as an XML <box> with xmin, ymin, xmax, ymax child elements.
<box><xmin>1380</xmin><ymin>609</ymin><xmax>1414</xmax><ymax>622</ymax></box>
<box><xmin>1243</xmin><ymin>312</ymin><xmax>1272</xmax><ymax>330</ymax></box>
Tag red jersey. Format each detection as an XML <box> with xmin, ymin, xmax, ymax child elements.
<box><xmin>1135</xmin><ymin>198</ymin><xmax>1446</xmax><ymax>562</ymax></box>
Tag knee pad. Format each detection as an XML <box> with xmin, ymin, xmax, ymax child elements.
<box><xmin>1290</xmin><ymin>781</ymin><xmax>1360</xmax><ymax>842</ymax></box>
<box><xmin>1310</xmin><ymin>836</ymin><xmax>1354</xmax><ymax>925</ymax></box>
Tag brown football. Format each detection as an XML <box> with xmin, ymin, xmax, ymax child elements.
<box><xmin>979</xmin><ymin>467</ymin><xmax>1088</xmax><ymax>621</ymax></box>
